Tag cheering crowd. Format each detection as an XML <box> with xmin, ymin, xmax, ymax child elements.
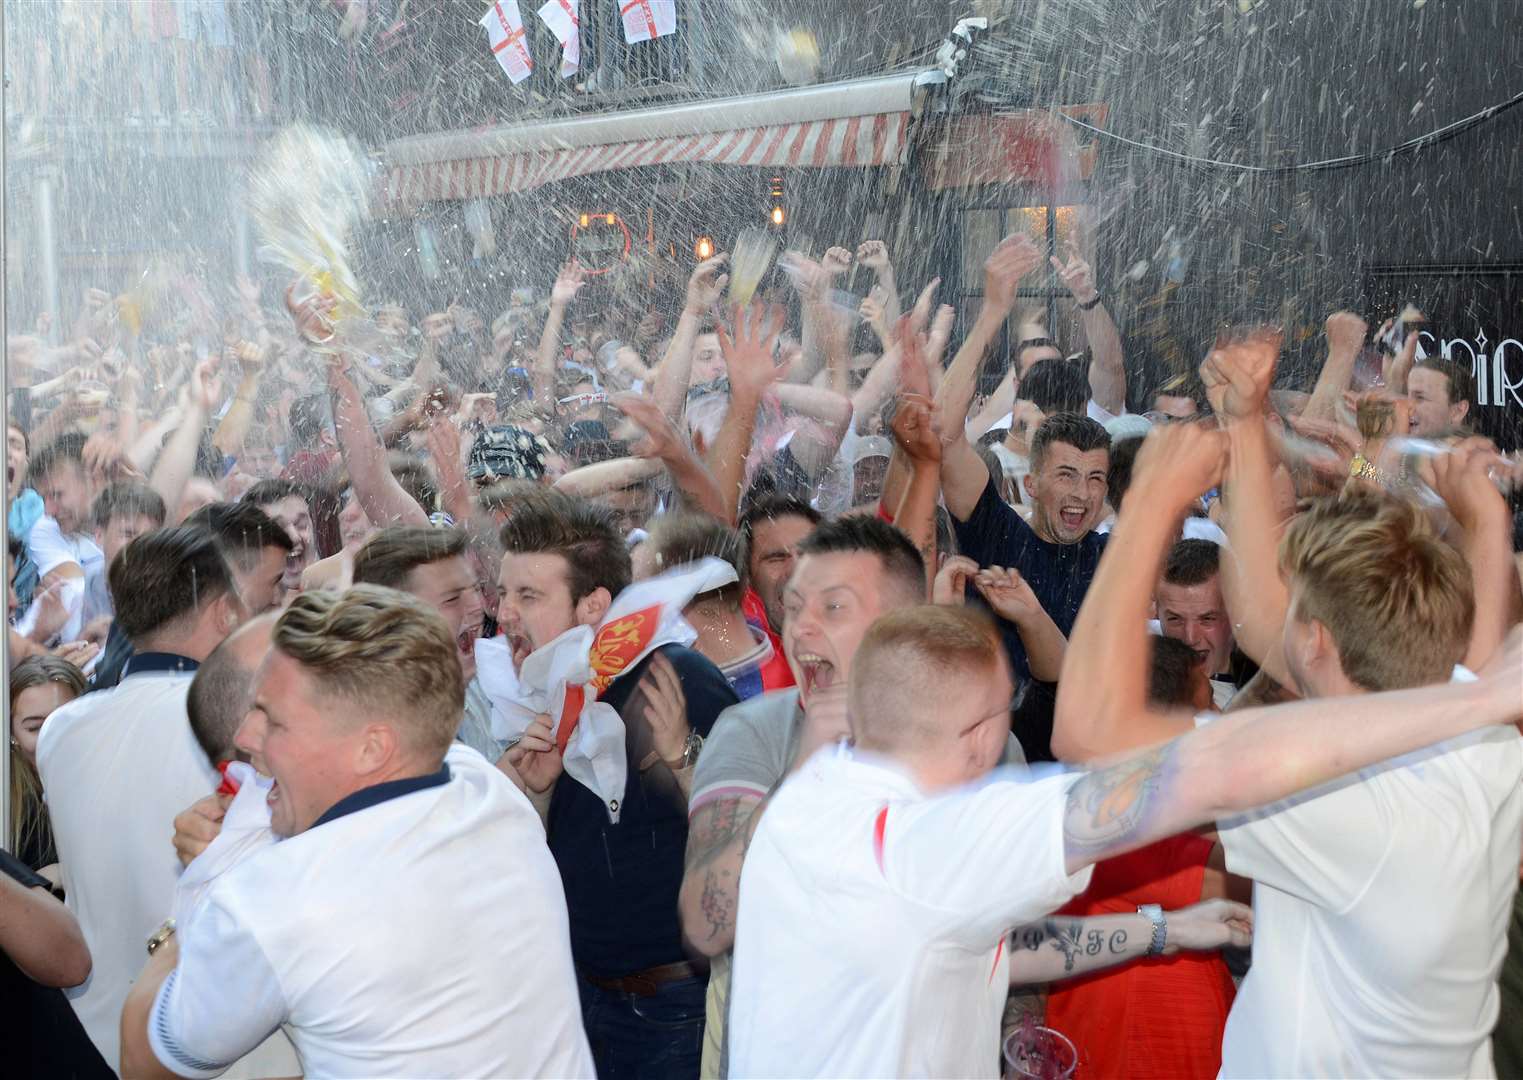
<box><xmin>4</xmin><ymin>228</ymin><xmax>1523</xmax><ymax>1080</ymax></box>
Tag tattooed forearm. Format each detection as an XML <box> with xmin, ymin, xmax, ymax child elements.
<box><xmin>680</xmin><ymin>795</ymin><xmax>769</xmax><ymax>952</ymax></box>
<box><xmin>1013</xmin><ymin>919</ymin><xmax>1132</xmax><ymax>974</ymax></box>
<box><xmin>1062</xmin><ymin>742</ymin><xmax>1177</xmax><ymax>861</ymax></box>
<box><xmin>698</xmin><ymin>867</ymin><xmax>736</xmax><ymax>944</ymax></box>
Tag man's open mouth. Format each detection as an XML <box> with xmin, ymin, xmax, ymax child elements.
<box><xmin>1059</xmin><ymin>506</ymin><xmax>1087</xmax><ymax>530</ymax></box>
<box><xmin>795</xmin><ymin>652</ymin><xmax>837</xmax><ymax>696</ymax></box>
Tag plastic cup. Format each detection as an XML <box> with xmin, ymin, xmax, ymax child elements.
<box><xmin>1003</xmin><ymin>1025</ymin><xmax>1077</xmax><ymax>1080</ymax></box>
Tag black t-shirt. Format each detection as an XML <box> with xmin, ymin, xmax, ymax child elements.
<box><xmin>952</xmin><ymin>477</ymin><xmax>1108</xmax><ymax>677</ymax></box>
<box><xmin>546</xmin><ymin>644</ymin><xmax>739</xmax><ymax>978</ymax></box>
<box><xmin>0</xmin><ymin>849</ymin><xmax>113</xmax><ymax>1079</ymax></box>
<box><xmin>952</xmin><ymin>478</ymin><xmax>1108</xmax><ymax>761</ymax></box>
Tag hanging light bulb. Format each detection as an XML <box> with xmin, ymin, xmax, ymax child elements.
<box><xmin>694</xmin><ymin>235</ymin><xmax>715</xmax><ymax>260</ymax></box>
<box><xmin>770</xmin><ymin>205</ymin><xmax>786</xmax><ymax>227</ymax></box>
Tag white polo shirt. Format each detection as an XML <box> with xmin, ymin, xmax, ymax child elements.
<box><xmin>35</xmin><ymin>653</ymin><xmax>218</xmax><ymax>1070</ymax></box>
<box><xmin>1210</xmin><ymin>708</ymin><xmax>1523</xmax><ymax>1077</ymax></box>
<box><xmin>728</xmin><ymin>745</ymin><xmax>1090</xmax><ymax>1078</ymax></box>
<box><xmin>148</xmin><ymin>744</ymin><xmax>595</xmax><ymax>1079</ymax></box>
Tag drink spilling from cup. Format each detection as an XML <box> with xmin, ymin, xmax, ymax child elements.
<box><xmin>1003</xmin><ymin>1022</ymin><xmax>1077</xmax><ymax>1080</ymax></box>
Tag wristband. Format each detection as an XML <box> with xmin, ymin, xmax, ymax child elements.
<box><xmin>1077</xmin><ymin>294</ymin><xmax>1103</xmax><ymax>311</ymax></box>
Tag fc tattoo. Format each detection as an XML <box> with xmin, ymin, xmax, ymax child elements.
<box><xmin>1015</xmin><ymin>921</ymin><xmax>1131</xmax><ymax>971</ymax></box>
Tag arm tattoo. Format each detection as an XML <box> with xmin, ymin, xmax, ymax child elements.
<box><xmin>1062</xmin><ymin>742</ymin><xmax>1176</xmax><ymax>861</ymax></box>
<box><xmin>684</xmin><ymin>797</ymin><xmax>763</xmax><ymax>945</ymax></box>
<box><xmin>1014</xmin><ymin>919</ymin><xmax>1116</xmax><ymax>973</ymax></box>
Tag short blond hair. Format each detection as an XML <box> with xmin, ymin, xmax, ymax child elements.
<box><xmin>850</xmin><ymin>605</ymin><xmax>1004</xmax><ymax>752</ymax></box>
<box><xmin>272</xmin><ymin>585</ymin><xmax>464</xmax><ymax>758</ymax></box>
<box><xmin>1279</xmin><ymin>490</ymin><xmax>1473</xmax><ymax>691</ymax></box>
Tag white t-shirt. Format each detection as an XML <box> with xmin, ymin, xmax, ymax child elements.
<box><xmin>728</xmin><ymin>745</ymin><xmax>1091</xmax><ymax>1079</ymax></box>
<box><xmin>35</xmin><ymin>658</ymin><xmax>219</xmax><ymax>1069</ymax></box>
<box><xmin>1209</xmin><ymin>706</ymin><xmax>1523</xmax><ymax>1078</ymax></box>
<box><xmin>18</xmin><ymin>515</ymin><xmax>103</xmax><ymax>642</ymax></box>
<box><xmin>148</xmin><ymin>744</ymin><xmax>595</xmax><ymax>1080</ymax></box>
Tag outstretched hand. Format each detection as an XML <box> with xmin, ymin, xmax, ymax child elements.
<box><xmin>717</xmin><ymin>304</ymin><xmax>787</xmax><ymax>399</ymax></box>
<box><xmin>1049</xmin><ymin>242</ymin><xmax>1099</xmax><ymax>305</ymax></box>
<box><xmin>891</xmin><ymin>392</ymin><xmax>942</xmax><ymax>465</ymax></box>
<box><xmin>984</xmin><ymin>234</ymin><xmax>1044</xmax><ymax>313</ymax></box>
<box><xmin>551</xmin><ymin>261</ymin><xmax>587</xmax><ymax>308</ymax></box>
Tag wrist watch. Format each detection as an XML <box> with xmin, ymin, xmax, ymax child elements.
<box><xmin>146</xmin><ymin>918</ymin><xmax>177</xmax><ymax>957</ymax></box>
<box><xmin>664</xmin><ymin>731</ymin><xmax>705</xmax><ymax>772</ymax></box>
<box><xmin>1077</xmin><ymin>293</ymin><xmax>1104</xmax><ymax>311</ymax></box>
<box><xmin>1137</xmin><ymin>904</ymin><xmax>1167</xmax><ymax>956</ymax></box>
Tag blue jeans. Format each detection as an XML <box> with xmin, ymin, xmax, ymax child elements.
<box><xmin>577</xmin><ymin>971</ymin><xmax>707</xmax><ymax>1080</ymax></box>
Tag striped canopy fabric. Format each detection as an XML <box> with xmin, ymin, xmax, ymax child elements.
<box><xmin>382</xmin><ymin>110</ymin><xmax>911</xmax><ymax>205</ymax></box>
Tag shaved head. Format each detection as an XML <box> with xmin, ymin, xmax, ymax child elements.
<box><xmin>187</xmin><ymin>611</ymin><xmax>279</xmax><ymax>767</ymax></box>
<box><xmin>848</xmin><ymin>606</ymin><xmax>1012</xmax><ymax>790</ymax></box>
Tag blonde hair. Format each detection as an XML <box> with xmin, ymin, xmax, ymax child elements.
<box><xmin>1279</xmin><ymin>490</ymin><xmax>1474</xmax><ymax>691</ymax></box>
<box><xmin>849</xmin><ymin>605</ymin><xmax>1004</xmax><ymax>753</ymax></box>
<box><xmin>272</xmin><ymin>585</ymin><xmax>464</xmax><ymax>759</ymax></box>
<box><xmin>9</xmin><ymin>656</ymin><xmax>86</xmax><ymax>859</ymax></box>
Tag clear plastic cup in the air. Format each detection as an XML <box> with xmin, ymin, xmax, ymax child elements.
<box><xmin>1003</xmin><ymin>1025</ymin><xmax>1077</xmax><ymax>1080</ymax></box>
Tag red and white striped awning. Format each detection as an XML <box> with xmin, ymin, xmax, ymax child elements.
<box><xmin>380</xmin><ymin>72</ymin><xmax>921</xmax><ymax>207</ymax></box>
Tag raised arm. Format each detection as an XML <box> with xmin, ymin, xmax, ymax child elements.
<box><xmin>1206</xmin><ymin>337</ymin><xmax>1296</xmax><ymax>684</ymax></box>
<box><xmin>1052</xmin><ymin>422</ymin><xmax>1226</xmax><ymax>761</ymax></box>
<box><xmin>1061</xmin><ymin>626</ymin><xmax>1523</xmax><ymax>876</ymax></box>
<box><xmin>553</xmin><ymin>456</ymin><xmax>663</xmax><ymax>498</ymax></box>
<box><xmin>857</xmin><ymin>240</ymin><xmax>901</xmax><ymax>323</ymax></box>
<box><xmin>533</xmin><ymin>262</ymin><xmax>585</xmax><ymax>415</ymax></box>
<box><xmin>770</xmin><ymin>382</ymin><xmax>852</xmax><ymax>477</ymax></box>
<box><xmin>149</xmin><ymin>358</ymin><xmax>218</xmax><ymax>519</ymax></box>
<box><xmin>708</xmin><ymin>306</ymin><xmax>786</xmax><ymax>515</ymax></box>
<box><xmin>1052</xmin><ymin>245</ymin><xmax>1126</xmax><ymax>416</ymax></box>
<box><xmin>938</xmin><ymin>234</ymin><xmax>1045</xmax><ymax>519</ymax></box>
<box><xmin>211</xmin><ymin>341</ymin><xmax>266</xmax><ymax>458</ymax></box>
<box><xmin>1302</xmin><ymin>311</ymin><xmax>1366</xmax><ymax>424</ymax></box>
<box><xmin>328</xmin><ymin>358</ymin><xmax>429</xmax><ymax>528</ymax></box>
<box><xmin>615</xmin><ymin>393</ymin><xmax>732</xmax><ymax>523</ymax></box>
<box><xmin>425</xmin><ymin>415</ymin><xmax>475</xmax><ymax>528</ymax></box>
<box><xmin>1430</xmin><ymin>440</ymin><xmax>1522</xmax><ymax>670</ymax></box>
<box><xmin>888</xmin><ymin>391</ymin><xmax>942</xmax><ymax>597</ymax></box>
<box><xmin>653</xmin><ymin>254</ymin><xmax>729</xmax><ymax>422</ymax></box>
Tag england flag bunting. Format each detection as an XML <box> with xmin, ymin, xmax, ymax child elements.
<box><xmin>537</xmin><ymin>0</ymin><xmax>580</xmax><ymax>77</ymax></box>
<box><xmin>620</xmin><ymin>0</ymin><xmax>677</xmax><ymax>44</ymax></box>
<box><xmin>480</xmin><ymin>0</ymin><xmax>533</xmax><ymax>84</ymax></box>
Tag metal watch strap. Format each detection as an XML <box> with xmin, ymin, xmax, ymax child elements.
<box><xmin>146</xmin><ymin>918</ymin><xmax>177</xmax><ymax>957</ymax></box>
<box><xmin>1137</xmin><ymin>904</ymin><xmax>1166</xmax><ymax>956</ymax></box>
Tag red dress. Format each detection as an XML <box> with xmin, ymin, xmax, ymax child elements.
<box><xmin>1043</xmin><ymin>834</ymin><xmax>1234</xmax><ymax>1079</ymax></box>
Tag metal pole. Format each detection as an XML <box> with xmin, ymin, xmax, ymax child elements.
<box><xmin>2</xmin><ymin>0</ymin><xmax>13</xmax><ymax>856</ymax></box>
<box><xmin>34</xmin><ymin>164</ymin><xmax>61</xmax><ymax>346</ymax></box>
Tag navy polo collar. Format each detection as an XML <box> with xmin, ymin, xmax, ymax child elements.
<box><xmin>311</xmin><ymin>765</ymin><xmax>452</xmax><ymax>830</ymax></box>
<box><xmin>121</xmin><ymin>652</ymin><xmax>199</xmax><ymax>678</ymax></box>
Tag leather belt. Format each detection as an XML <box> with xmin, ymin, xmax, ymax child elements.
<box><xmin>581</xmin><ymin>960</ymin><xmax>701</xmax><ymax>997</ymax></box>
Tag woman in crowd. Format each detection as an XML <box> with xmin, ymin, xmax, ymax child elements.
<box><xmin>9</xmin><ymin>654</ymin><xmax>87</xmax><ymax>877</ymax></box>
